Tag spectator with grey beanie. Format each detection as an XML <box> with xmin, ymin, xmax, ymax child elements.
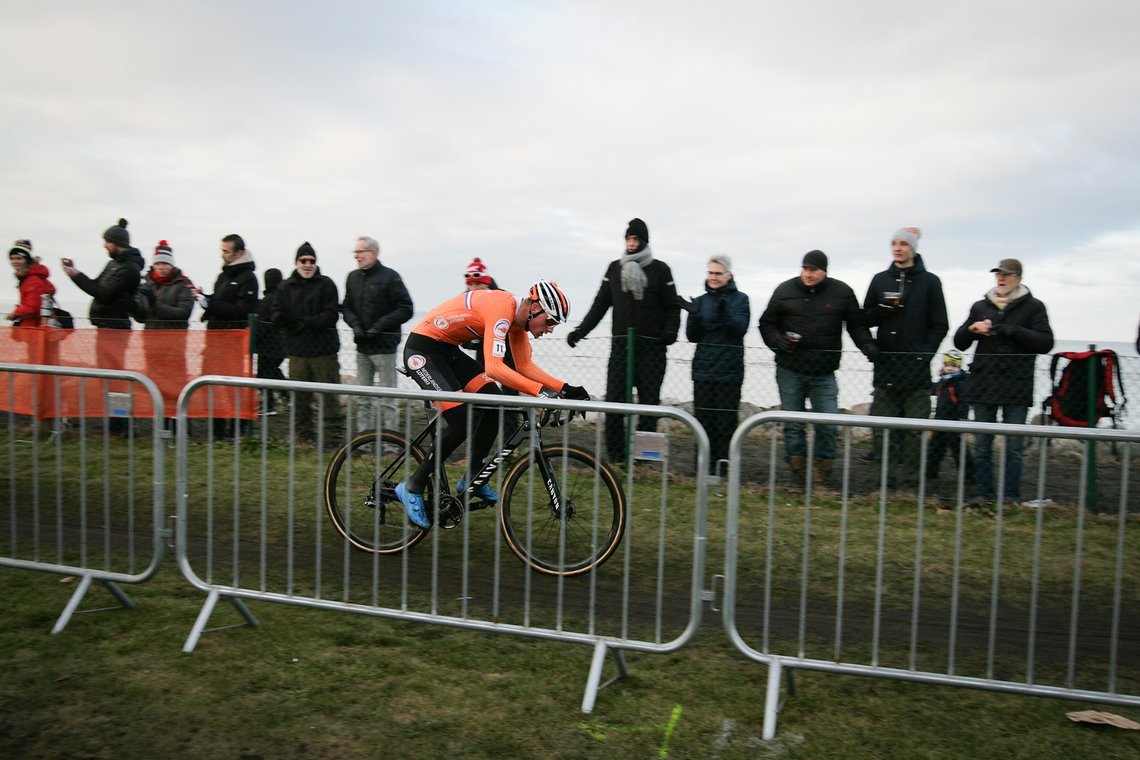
<box><xmin>566</xmin><ymin>217</ymin><xmax>680</xmax><ymax>463</ymax></box>
<box><xmin>861</xmin><ymin>226</ymin><xmax>948</xmax><ymax>485</ymax></box>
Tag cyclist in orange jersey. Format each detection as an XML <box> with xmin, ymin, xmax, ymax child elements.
<box><xmin>396</xmin><ymin>281</ymin><xmax>590</xmax><ymax>528</ymax></box>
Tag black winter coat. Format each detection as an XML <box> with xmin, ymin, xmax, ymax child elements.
<box><xmin>758</xmin><ymin>275</ymin><xmax>875</xmax><ymax>376</ymax></box>
<box><xmin>273</xmin><ymin>269</ymin><xmax>341</xmax><ymax>357</ymax></box>
<box><xmin>862</xmin><ymin>254</ymin><xmax>948</xmax><ymax>389</ymax></box>
<box><xmin>255</xmin><ymin>286</ymin><xmax>285</xmax><ymax>359</ymax></box>
<box><xmin>953</xmin><ymin>286</ymin><xmax>1053</xmax><ymax>407</ymax></box>
<box><xmin>685</xmin><ymin>279</ymin><xmax>750</xmax><ymax>384</ymax></box>
<box><xmin>342</xmin><ymin>263</ymin><xmax>414</xmax><ymax>353</ymax></box>
<box><xmin>72</xmin><ymin>248</ymin><xmax>144</xmax><ymax>328</ymax></box>
<box><xmin>139</xmin><ymin>268</ymin><xmax>194</xmax><ymax>330</ymax></box>
<box><xmin>202</xmin><ymin>260</ymin><xmax>258</xmax><ymax>329</ymax></box>
<box><xmin>574</xmin><ymin>253</ymin><xmax>681</xmax><ymax>344</ymax></box>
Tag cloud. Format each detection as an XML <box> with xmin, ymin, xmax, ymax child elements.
<box><xmin>2</xmin><ymin>1</ymin><xmax>1138</xmax><ymax>342</ymax></box>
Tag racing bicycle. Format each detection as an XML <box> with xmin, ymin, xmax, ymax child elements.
<box><xmin>323</xmin><ymin>406</ymin><xmax>626</xmax><ymax>576</ymax></box>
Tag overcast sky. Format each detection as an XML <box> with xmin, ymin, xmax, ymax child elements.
<box><xmin>4</xmin><ymin>1</ymin><xmax>1139</xmax><ymax>343</ymax></box>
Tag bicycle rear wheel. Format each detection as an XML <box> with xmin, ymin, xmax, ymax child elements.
<box><xmin>324</xmin><ymin>430</ymin><xmax>430</xmax><ymax>554</ymax></box>
<box><xmin>499</xmin><ymin>445</ymin><xmax>625</xmax><ymax>576</ymax></box>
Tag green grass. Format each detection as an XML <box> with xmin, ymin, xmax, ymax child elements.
<box><xmin>3</xmin><ymin>427</ymin><xmax>1140</xmax><ymax>757</ymax></box>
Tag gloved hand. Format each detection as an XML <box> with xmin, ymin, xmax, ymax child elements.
<box><xmin>567</xmin><ymin>330</ymin><xmax>582</xmax><ymax>348</ymax></box>
<box><xmin>537</xmin><ymin>386</ymin><xmax>563</xmax><ymax>399</ymax></box>
<box><xmin>772</xmin><ymin>334</ymin><xmax>792</xmax><ymax>352</ymax></box>
<box><xmin>675</xmin><ymin>295</ymin><xmax>698</xmax><ymax>314</ymax></box>
<box><xmin>662</xmin><ymin>334</ymin><xmax>677</xmax><ymax>347</ymax></box>
<box><xmin>863</xmin><ymin>342</ymin><xmax>881</xmax><ymax>362</ymax></box>
<box><xmin>562</xmin><ymin>384</ymin><xmax>590</xmax><ymax>401</ymax></box>
<box><xmin>353</xmin><ymin>328</ymin><xmax>367</xmax><ymax>342</ymax></box>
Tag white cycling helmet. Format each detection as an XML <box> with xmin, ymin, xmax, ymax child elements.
<box><xmin>528</xmin><ymin>280</ymin><xmax>570</xmax><ymax>325</ymax></box>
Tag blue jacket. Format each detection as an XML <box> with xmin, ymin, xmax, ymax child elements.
<box><xmin>686</xmin><ymin>279</ymin><xmax>750</xmax><ymax>383</ymax></box>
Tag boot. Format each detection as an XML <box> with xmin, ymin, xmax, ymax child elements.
<box><xmin>788</xmin><ymin>456</ymin><xmax>806</xmax><ymax>481</ymax></box>
<box><xmin>813</xmin><ymin>459</ymin><xmax>833</xmax><ymax>487</ymax></box>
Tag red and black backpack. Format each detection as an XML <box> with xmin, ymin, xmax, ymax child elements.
<box><xmin>1042</xmin><ymin>349</ymin><xmax>1126</xmax><ymax>427</ymax></box>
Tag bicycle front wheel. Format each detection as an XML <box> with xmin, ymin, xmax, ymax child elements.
<box><xmin>499</xmin><ymin>445</ymin><xmax>625</xmax><ymax>576</ymax></box>
<box><xmin>324</xmin><ymin>430</ymin><xmax>430</xmax><ymax>554</ymax></box>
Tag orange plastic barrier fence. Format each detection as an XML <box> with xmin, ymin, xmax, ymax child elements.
<box><xmin>0</xmin><ymin>326</ymin><xmax>256</xmax><ymax>419</ymax></box>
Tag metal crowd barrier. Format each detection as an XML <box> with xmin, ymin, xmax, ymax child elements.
<box><xmin>0</xmin><ymin>362</ymin><xmax>167</xmax><ymax>632</ymax></box>
<box><xmin>174</xmin><ymin>376</ymin><xmax>711</xmax><ymax>712</ymax></box>
<box><xmin>722</xmin><ymin>411</ymin><xmax>1140</xmax><ymax>740</ymax></box>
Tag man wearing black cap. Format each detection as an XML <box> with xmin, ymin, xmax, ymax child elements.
<box><xmin>565</xmin><ymin>218</ymin><xmax>680</xmax><ymax>463</ymax></box>
<box><xmin>273</xmin><ymin>242</ymin><xmax>341</xmax><ymax>439</ymax></box>
<box><xmin>758</xmin><ymin>250</ymin><xmax>877</xmax><ymax>483</ymax></box>
<box><xmin>861</xmin><ymin>226</ymin><xmax>948</xmax><ymax>483</ymax></box>
<box><xmin>953</xmin><ymin>258</ymin><xmax>1053</xmax><ymax>504</ymax></box>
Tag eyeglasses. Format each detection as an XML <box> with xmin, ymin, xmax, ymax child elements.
<box><xmin>353</xmin><ymin>249</ymin><xmax>370</xmax><ymax>255</ymax></box>
<box><xmin>707</xmin><ymin>270</ymin><xmax>727</xmax><ymax>277</ymax></box>
<box><xmin>297</xmin><ymin>257</ymin><xmax>316</xmax><ymax>264</ymax></box>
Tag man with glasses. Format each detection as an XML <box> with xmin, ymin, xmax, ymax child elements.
<box><xmin>953</xmin><ymin>259</ymin><xmax>1053</xmax><ymax>504</ymax></box>
<box><xmin>394</xmin><ymin>281</ymin><xmax>589</xmax><ymax>528</ymax></box>
<box><xmin>341</xmin><ymin>236</ymin><xmax>413</xmax><ymax>431</ymax></box>
<box><xmin>272</xmin><ymin>242</ymin><xmax>341</xmax><ymax>440</ymax></box>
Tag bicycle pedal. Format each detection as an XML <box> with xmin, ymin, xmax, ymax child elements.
<box><xmin>466</xmin><ymin>499</ymin><xmax>493</xmax><ymax>512</ymax></box>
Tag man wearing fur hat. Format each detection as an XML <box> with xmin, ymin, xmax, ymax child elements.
<box><xmin>273</xmin><ymin>242</ymin><xmax>341</xmax><ymax>438</ymax></box>
<box><xmin>7</xmin><ymin>240</ymin><xmax>56</xmax><ymax>327</ymax></box>
<box><xmin>566</xmin><ymin>218</ymin><xmax>680</xmax><ymax>464</ymax></box>
<box><xmin>953</xmin><ymin>259</ymin><xmax>1053</xmax><ymax>503</ymax></box>
<box><xmin>341</xmin><ymin>236</ymin><xmax>413</xmax><ymax>431</ymax></box>
<box><xmin>862</xmin><ymin>227</ymin><xmax>948</xmax><ymax>485</ymax></box>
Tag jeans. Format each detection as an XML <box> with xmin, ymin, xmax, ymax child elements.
<box><xmin>354</xmin><ymin>351</ymin><xmax>399</xmax><ymax>431</ymax></box>
<box><xmin>971</xmin><ymin>403</ymin><xmax>1028</xmax><ymax>500</ymax></box>
<box><xmin>776</xmin><ymin>366</ymin><xmax>838</xmax><ymax>460</ymax></box>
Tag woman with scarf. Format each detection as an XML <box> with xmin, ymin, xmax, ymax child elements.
<box><xmin>566</xmin><ymin>218</ymin><xmax>680</xmax><ymax>463</ymax></box>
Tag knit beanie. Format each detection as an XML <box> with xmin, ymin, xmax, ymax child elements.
<box><xmin>802</xmin><ymin>249</ymin><xmax>828</xmax><ymax>271</ymax></box>
<box><xmin>464</xmin><ymin>257</ymin><xmax>492</xmax><ymax>285</ymax></box>
<box><xmin>264</xmin><ymin>268</ymin><xmax>283</xmax><ymax>291</ymax></box>
<box><xmin>891</xmin><ymin>227</ymin><xmax>921</xmax><ymax>252</ymax></box>
<box><xmin>625</xmin><ymin>218</ymin><xmax>649</xmax><ymax>244</ymax></box>
<box><xmin>296</xmin><ymin>241</ymin><xmax>317</xmax><ymax>261</ymax></box>
<box><xmin>104</xmin><ymin>218</ymin><xmax>130</xmax><ymax>247</ymax></box>
<box><xmin>9</xmin><ymin>239</ymin><xmax>33</xmax><ymax>262</ymax></box>
<box><xmin>152</xmin><ymin>240</ymin><xmax>174</xmax><ymax>266</ymax></box>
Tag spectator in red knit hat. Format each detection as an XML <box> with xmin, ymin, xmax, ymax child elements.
<box><xmin>464</xmin><ymin>257</ymin><xmax>498</xmax><ymax>291</ymax></box>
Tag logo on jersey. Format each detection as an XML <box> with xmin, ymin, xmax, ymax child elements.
<box><xmin>434</xmin><ymin>316</ymin><xmax>450</xmax><ymax>330</ymax></box>
<box><xmin>407</xmin><ymin>354</ymin><xmax>426</xmax><ymax>371</ymax></box>
<box><xmin>493</xmin><ymin>318</ymin><xmax>510</xmax><ymax>340</ymax></box>
<box><xmin>492</xmin><ymin>340</ymin><xmax>507</xmax><ymax>358</ymax></box>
